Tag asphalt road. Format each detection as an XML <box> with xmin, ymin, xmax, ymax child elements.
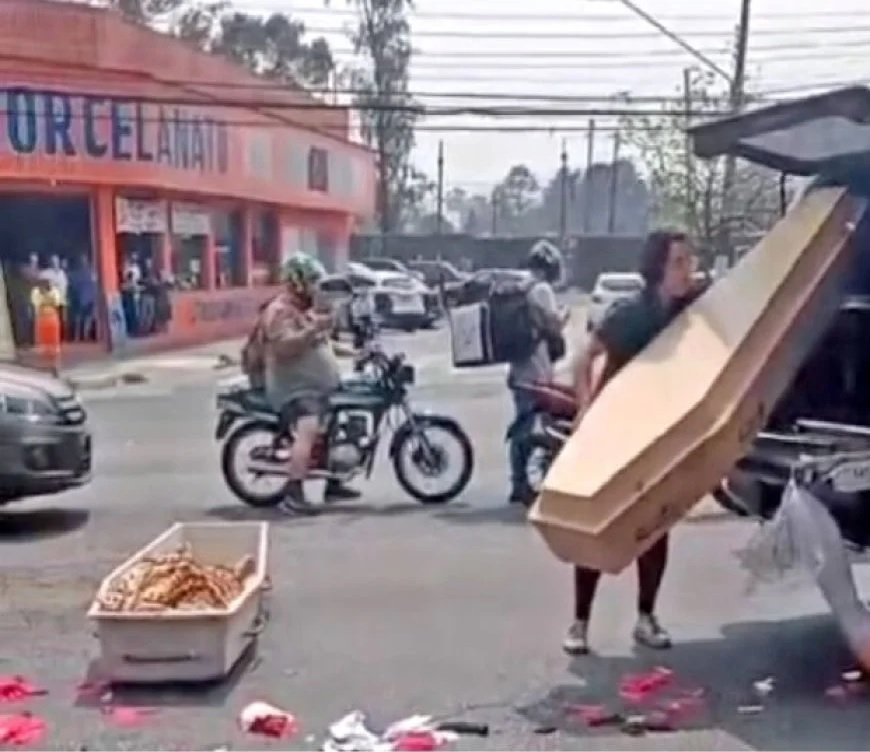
<box><xmin>2</xmin><ymin>322</ymin><xmax>870</xmax><ymax>750</ymax></box>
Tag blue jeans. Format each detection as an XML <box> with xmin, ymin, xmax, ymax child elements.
<box><xmin>507</xmin><ymin>386</ymin><xmax>537</xmax><ymax>492</ymax></box>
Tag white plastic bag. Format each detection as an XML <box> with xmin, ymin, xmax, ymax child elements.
<box><xmin>738</xmin><ymin>481</ymin><xmax>803</xmax><ymax>590</ymax></box>
<box><xmin>741</xmin><ymin>479</ymin><xmax>870</xmax><ymax>668</ymax></box>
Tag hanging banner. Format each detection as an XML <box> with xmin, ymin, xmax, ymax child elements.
<box><xmin>171</xmin><ymin>203</ymin><xmax>212</xmax><ymax>237</ymax></box>
<box><xmin>115</xmin><ymin>197</ymin><xmax>168</xmax><ymax>234</ymax></box>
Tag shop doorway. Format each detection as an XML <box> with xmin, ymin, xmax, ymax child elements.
<box><xmin>0</xmin><ymin>193</ymin><xmax>95</xmax><ymax>349</ymax></box>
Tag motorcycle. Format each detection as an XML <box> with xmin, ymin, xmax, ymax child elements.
<box><xmin>515</xmin><ymin>381</ymin><xmax>576</xmax><ymax>503</ymax></box>
<box><xmin>215</xmin><ymin>346</ymin><xmax>474</xmax><ymax>508</ymax></box>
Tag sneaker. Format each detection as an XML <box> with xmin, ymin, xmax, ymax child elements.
<box><xmin>562</xmin><ymin>620</ymin><xmax>590</xmax><ymax>655</ymax></box>
<box><xmin>277</xmin><ymin>481</ymin><xmax>320</xmax><ymax>517</ymax></box>
<box><xmin>509</xmin><ymin>485</ymin><xmax>535</xmax><ymax>506</ymax></box>
<box><xmin>633</xmin><ymin>614</ymin><xmax>672</xmax><ymax>650</ymax></box>
<box><xmin>324</xmin><ymin>481</ymin><xmax>362</xmax><ymax>503</ymax></box>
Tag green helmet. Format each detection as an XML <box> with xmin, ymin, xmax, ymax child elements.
<box><xmin>280</xmin><ymin>253</ymin><xmax>326</xmax><ymax>288</ymax></box>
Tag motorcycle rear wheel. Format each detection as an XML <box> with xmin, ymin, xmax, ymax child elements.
<box><xmin>221</xmin><ymin>421</ymin><xmax>287</xmax><ymax>507</ymax></box>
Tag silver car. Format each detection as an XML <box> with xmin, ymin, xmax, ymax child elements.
<box><xmin>0</xmin><ymin>364</ymin><xmax>92</xmax><ymax>505</ymax></box>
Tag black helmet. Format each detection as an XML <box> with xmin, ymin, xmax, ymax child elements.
<box><xmin>526</xmin><ymin>240</ymin><xmax>564</xmax><ymax>284</ymax></box>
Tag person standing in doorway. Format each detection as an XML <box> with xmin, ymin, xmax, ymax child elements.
<box><xmin>40</xmin><ymin>255</ymin><xmax>68</xmax><ymax>341</ymax></box>
<box><xmin>563</xmin><ymin>230</ymin><xmax>703</xmax><ymax>656</ymax></box>
<box><xmin>31</xmin><ymin>278</ymin><xmax>62</xmax><ymax>375</ymax></box>
<box><xmin>68</xmin><ymin>255</ymin><xmax>97</xmax><ymax>341</ymax></box>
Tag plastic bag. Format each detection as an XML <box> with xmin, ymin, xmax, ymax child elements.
<box><xmin>737</xmin><ymin>481</ymin><xmax>804</xmax><ymax>590</ymax></box>
<box><xmin>741</xmin><ymin>479</ymin><xmax>870</xmax><ymax>669</ymax></box>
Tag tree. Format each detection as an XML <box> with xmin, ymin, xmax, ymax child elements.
<box><xmin>397</xmin><ymin>167</ymin><xmax>436</xmax><ymax>231</ymax></box>
<box><xmin>110</xmin><ymin>0</ymin><xmax>335</xmax><ymax>89</ymax></box>
<box><xmin>619</xmin><ymin>69</ymin><xmax>781</xmax><ymax>258</ymax></box>
<box><xmin>108</xmin><ymin>0</ymin><xmax>185</xmax><ymax>24</ymax></box>
<box><xmin>496</xmin><ymin>164</ymin><xmax>540</xmax><ymax>219</ymax></box>
<box><xmin>343</xmin><ymin>0</ymin><xmax>418</xmax><ymax>236</ymax></box>
<box><xmin>174</xmin><ymin>1</ymin><xmax>228</xmax><ymax>49</ymax></box>
<box><xmin>208</xmin><ymin>12</ymin><xmax>334</xmax><ymax>86</ymax></box>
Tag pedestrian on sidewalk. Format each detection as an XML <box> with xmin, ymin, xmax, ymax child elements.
<box><xmin>31</xmin><ymin>278</ymin><xmax>62</xmax><ymax>375</ymax></box>
<box><xmin>563</xmin><ymin>230</ymin><xmax>704</xmax><ymax>656</ymax></box>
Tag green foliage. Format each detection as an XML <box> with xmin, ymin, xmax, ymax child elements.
<box><xmin>619</xmin><ymin>69</ymin><xmax>782</xmax><ymax>256</ymax></box>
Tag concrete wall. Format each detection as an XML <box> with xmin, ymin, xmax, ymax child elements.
<box><xmin>350</xmin><ymin>233</ymin><xmax>646</xmax><ymax>290</ymax></box>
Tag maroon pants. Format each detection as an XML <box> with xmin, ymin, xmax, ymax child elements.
<box><xmin>573</xmin><ymin>534</ymin><xmax>669</xmax><ymax>621</ymax></box>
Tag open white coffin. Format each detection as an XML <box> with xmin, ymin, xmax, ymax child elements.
<box><xmin>88</xmin><ymin>522</ymin><xmax>269</xmax><ymax>683</ymax></box>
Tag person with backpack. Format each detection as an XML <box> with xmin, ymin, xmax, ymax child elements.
<box><xmin>246</xmin><ymin>253</ymin><xmax>361</xmax><ymax>516</ymax></box>
<box><xmin>563</xmin><ymin>230</ymin><xmax>703</xmax><ymax>656</ymax></box>
<box><xmin>507</xmin><ymin>243</ymin><xmax>569</xmax><ymax>505</ymax></box>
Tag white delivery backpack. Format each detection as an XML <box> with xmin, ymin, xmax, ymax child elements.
<box><xmin>449</xmin><ymin>302</ymin><xmax>492</xmax><ymax>367</ymax></box>
<box><xmin>448</xmin><ymin>278</ymin><xmax>541</xmax><ymax>368</ymax></box>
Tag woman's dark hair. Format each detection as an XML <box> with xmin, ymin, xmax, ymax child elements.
<box><xmin>639</xmin><ymin>230</ymin><xmax>687</xmax><ymax>289</ymax></box>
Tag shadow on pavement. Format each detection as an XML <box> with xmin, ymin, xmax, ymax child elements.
<box><xmin>206</xmin><ymin>502</ymin><xmax>434</xmax><ymax>525</ymax></box>
<box><xmin>75</xmin><ymin>643</ymin><xmax>258</xmax><ymax>709</ymax></box>
<box><xmin>517</xmin><ymin>614</ymin><xmax>869</xmax><ymax>751</ymax></box>
<box><xmin>0</xmin><ymin>507</ymin><xmax>90</xmax><ymax>542</ymax></box>
<box><xmin>434</xmin><ymin>502</ymin><xmax>529</xmax><ymax>526</ymax></box>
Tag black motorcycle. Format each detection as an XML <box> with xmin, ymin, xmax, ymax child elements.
<box><xmin>215</xmin><ymin>346</ymin><xmax>474</xmax><ymax>508</ymax></box>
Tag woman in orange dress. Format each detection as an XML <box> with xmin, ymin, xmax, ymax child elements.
<box><xmin>31</xmin><ymin>279</ymin><xmax>62</xmax><ymax>375</ymax></box>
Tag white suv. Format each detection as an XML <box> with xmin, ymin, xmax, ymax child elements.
<box><xmin>586</xmin><ymin>272</ymin><xmax>644</xmax><ymax>332</ymax></box>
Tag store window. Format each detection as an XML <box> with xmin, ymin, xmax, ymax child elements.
<box><xmin>116</xmin><ymin>197</ymin><xmax>173</xmax><ymax>339</ymax></box>
<box><xmin>252</xmin><ymin>210</ymin><xmax>279</xmax><ymax>286</ymax></box>
<box><xmin>214</xmin><ymin>209</ymin><xmax>245</xmax><ymax>288</ymax></box>
<box><xmin>170</xmin><ymin>203</ymin><xmax>211</xmax><ymax>291</ymax></box>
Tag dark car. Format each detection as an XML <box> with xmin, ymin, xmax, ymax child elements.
<box><xmin>0</xmin><ymin>363</ymin><xmax>92</xmax><ymax>505</ymax></box>
<box><xmin>453</xmin><ymin>268</ymin><xmax>532</xmax><ymax>307</ymax></box>
<box><xmin>408</xmin><ymin>260</ymin><xmax>470</xmax><ymax>306</ymax></box>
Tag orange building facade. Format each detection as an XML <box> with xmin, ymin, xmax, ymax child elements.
<box><xmin>0</xmin><ymin>0</ymin><xmax>375</xmax><ymax>359</ymax></box>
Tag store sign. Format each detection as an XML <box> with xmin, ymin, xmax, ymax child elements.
<box><xmin>171</xmin><ymin>203</ymin><xmax>212</xmax><ymax>237</ymax></box>
<box><xmin>0</xmin><ymin>87</ymin><xmax>230</xmax><ymax>174</ymax></box>
<box><xmin>115</xmin><ymin>197</ymin><xmax>167</xmax><ymax>234</ymax></box>
<box><xmin>308</xmin><ymin>147</ymin><xmax>329</xmax><ymax>192</ymax></box>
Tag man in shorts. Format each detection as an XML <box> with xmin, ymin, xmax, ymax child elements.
<box><xmin>261</xmin><ymin>253</ymin><xmax>360</xmax><ymax>515</ymax></box>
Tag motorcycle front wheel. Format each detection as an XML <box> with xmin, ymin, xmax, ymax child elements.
<box><xmin>524</xmin><ymin>434</ymin><xmax>560</xmax><ymax>503</ymax></box>
<box><xmin>221</xmin><ymin>421</ymin><xmax>287</xmax><ymax>507</ymax></box>
<box><xmin>392</xmin><ymin>417</ymin><xmax>473</xmax><ymax>504</ymax></box>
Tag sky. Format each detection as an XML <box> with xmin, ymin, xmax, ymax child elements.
<box><xmin>230</xmin><ymin>0</ymin><xmax>869</xmax><ymax>196</ymax></box>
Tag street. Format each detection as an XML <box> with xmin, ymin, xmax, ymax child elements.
<box><xmin>2</xmin><ymin>321</ymin><xmax>870</xmax><ymax>751</ymax></box>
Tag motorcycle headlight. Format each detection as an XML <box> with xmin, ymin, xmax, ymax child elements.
<box><xmin>0</xmin><ymin>387</ymin><xmax>60</xmax><ymax>423</ymax></box>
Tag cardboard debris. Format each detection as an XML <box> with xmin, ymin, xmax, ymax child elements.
<box><xmin>531</xmin><ymin>187</ymin><xmax>861</xmax><ymax>573</ymax></box>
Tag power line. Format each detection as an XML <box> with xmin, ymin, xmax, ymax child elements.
<box><xmin>393</xmin><ymin>39</ymin><xmax>870</xmax><ymax>60</ymax></box>
<box><xmin>306</xmin><ymin>23</ymin><xmax>870</xmax><ymax>40</ymax></box>
<box><xmin>283</xmin><ymin>6</ymin><xmax>870</xmax><ymax>22</ymax></box>
<box><xmin>0</xmin><ymin>85</ymin><xmax>732</xmax><ymax>118</ymax></box>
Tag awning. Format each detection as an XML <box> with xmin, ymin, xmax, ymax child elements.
<box><xmin>689</xmin><ymin>86</ymin><xmax>870</xmax><ymax>178</ymax></box>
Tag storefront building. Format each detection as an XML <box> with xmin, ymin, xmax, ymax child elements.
<box><xmin>0</xmin><ymin>0</ymin><xmax>375</xmax><ymax>360</ymax></box>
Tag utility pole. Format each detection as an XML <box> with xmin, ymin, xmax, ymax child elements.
<box><xmin>683</xmin><ymin>67</ymin><xmax>696</xmax><ymax>233</ymax></box>
<box><xmin>583</xmin><ymin>119</ymin><xmax>595</xmax><ymax>234</ymax></box>
<box><xmin>490</xmin><ymin>188</ymin><xmax>498</xmax><ymax>236</ymax></box>
<box><xmin>607</xmin><ymin>130</ymin><xmax>621</xmax><ymax>235</ymax></box>
<box><xmin>720</xmin><ymin>0</ymin><xmax>751</xmax><ymax>261</ymax></box>
<box><xmin>559</xmin><ymin>139</ymin><xmax>568</xmax><ymax>243</ymax></box>
<box><xmin>435</xmin><ymin>140</ymin><xmax>444</xmax><ymax>235</ymax></box>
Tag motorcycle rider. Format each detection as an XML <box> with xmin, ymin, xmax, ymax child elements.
<box><xmin>507</xmin><ymin>242</ymin><xmax>569</xmax><ymax>505</ymax></box>
<box><xmin>261</xmin><ymin>253</ymin><xmax>361</xmax><ymax>516</ymax></box>
<box><xmin>563</xmin><ymin>230</ymin><xmax>700</xmax><ymax>655</ymax></box>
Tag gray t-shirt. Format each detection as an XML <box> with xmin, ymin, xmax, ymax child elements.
<box><xmin>508</xmin><ymin>281</ymin><xmax>559</xmax><ymax>387</ymax></box>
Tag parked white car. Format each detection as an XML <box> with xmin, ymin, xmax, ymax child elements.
<box><xmin>586</xmin><ymin>272</ymin><xmax>645</xmax><ymax>332</ymax></box>
<box><xmin>347</xmin><ymin>262</ymin><xmax>435</xmax><ymax>330</ymax></box>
